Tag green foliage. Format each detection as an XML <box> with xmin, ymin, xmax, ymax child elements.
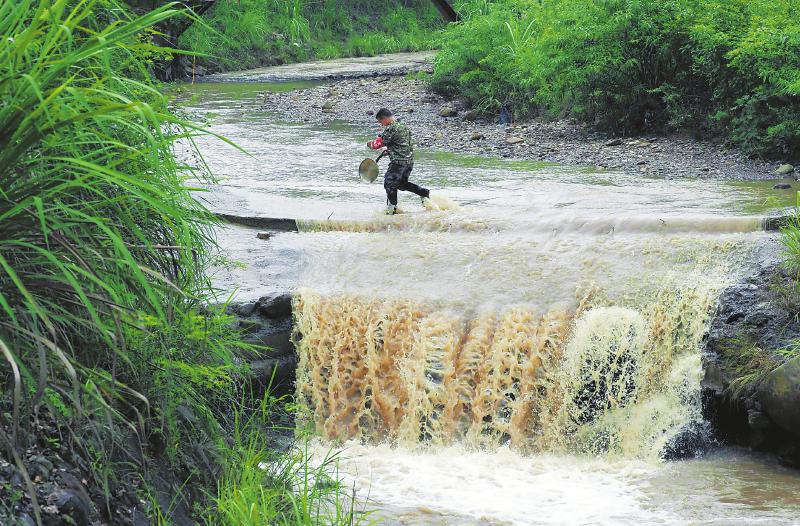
<box><xmin>0</xmin><ymin>0</ymin><xmax>250</xmax><ymax>516</ymax></box>
<box><xmin>715</xmin><ymin>338</ymin><xmax>785</xmax><ymax>398</ymax></box>
<box><xmin>1</xmin><ymin>0</ymin><xmax>203</xmax><ymax>441</ymax></box>
<box><xmin>1</xmin><ymin>2</ymin><xmax>374</xmax><ymax>523</ymax></box>
<box><xmin>210</xmin><ymin>396</ymin><xmax>373</xmax><ymax>526</ymax></box>
<box><xmin>432</xmin><ymin>0</ymin><xmax>800</xmax><ymax>158</ymax></box>
<box><xmin>180</xmin><ymin>0</ymin><xmax>442</xmax><ymax>73</ymax></box>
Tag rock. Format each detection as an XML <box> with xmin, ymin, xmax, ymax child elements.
<box><xmin>249</xmin><ymin>355</ymin><xmax>297</xmax><ymax>394</ymax></box>
<box><xmin>29</xmin><ymin>455</ymin><xmax>53</xmax><ymax>479</ymax></box>
<box><xmin>604</xmin><ymin>138</ymin><xmax>623</xmax><ymax>147</ymax></box>
<box><xmin>773</xmin><ymin>183</ymin><xmax>792</xmax><ymax>189</ymax></box>
<box><xmin>777</xmin><ymin>444</ymin><xmax>800</xmax><ymax>469</ymax></box>
<box><xmin>470</xmin><ymin>132</ymin><xmax>485</xmax><ymax>141</ymax></box>
<box><xmin>234</xmin><ymin>302</ymin><xmax>257</xmax><ymax>317</ymax></box>
<box><xmin>463</xmin><ymin>110</ymin><xmax>478</xmax><ymax>121</ymax></box>
<box><xmin>747</xmin><ymin>409</ymin><xmax>773</xmax><ymax>431</ymax></box>
<box><xmin>256</xmin><ymin>232</ymin><xmax>272</xmax><ymax>240</ymax></box>
<box><xmin>661</xmin><ymin>421</ymin><xmax>713</xmax><ymax>460</ymax></box>
<box><xmin>505</xmin><ymin>136</ymin><xmax>525</xmax><ymax>145</ymax></box>
<box><xmin>775</xmin><ymin>164</ymin><xmax>794</xmax><ymax>175</ymax></box>
<box><xmin>256</xmin><ymin>293</ymin><xmax>293</xmax><ymax>319</ymax></box>
<box><xmin>366</xmin><ymin>110</ymin><xmax>374</xmax><ymax>116</ymax></box>
<box><xmin>406</xmin><ymin>108</ymin><xmax>414</xmax><ymax>114</ymax></box>
<box><xmin>238</xmin><ymin>318</ymin><xmax>265</xmax><ymax>335</ymax></box>
<box><xmin>48</xmin><ymin>489</ymin><xmax>91</xmax><ymax>526</ymax></box>
<box><xmin>758</xmin><ymin>354</ymin><xmax>800</xmax><ymax>437</ymax></box>
<box><xmin>439</xmin><ymin>107</ymin><xmax>458</xmax><ymax>118</ymax></box>
<box><xmin>321</xmin><ymin>100</ymin><xmax>335</xmax><ymax>113</ymax></box>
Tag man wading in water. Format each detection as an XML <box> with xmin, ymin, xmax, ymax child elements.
<box><xmin>367</xmin><ymin>108</ymin><xmax>431</xmax><ymax>215</ymax></box>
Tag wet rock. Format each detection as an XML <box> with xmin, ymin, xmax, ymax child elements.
<box><xmin>463</xmin><ymin>110</ymin><xmax>478</xmax><ymax>121</ymax></box>
<box><xmin>234</xmin><ymin>302</ymin><xmax>257</xmax><ymax>317</ymax></box>
<box><xmin>604</xmin><ymin>138</ymin><xmax>623</xmax><ymax>146</ymax></box>
<box><xmin>758</xmin><ymin>355</ymin><xmax>800</xmax><ymax>437</ymax></box>
<box><xmin>47</xmin><ymin>489</ymin><xmax>91</xmax><ymax>525</ymax></box>
<box><xmin>470</xmin><ymin>132</ymin><xmax>485</xmax><ymax>141</ymax></box>
<box><xmin>505</xmin><ymin>136</ymin><xmax>525</xmax><ymax>145</ymax></box>
<box><xmin>747</xmin><ymin>409</ymin><xmax>773</xmax><ymax>431</ymax></box>
<box><xmin>775</xmin><ymin>164</ymin><xmax>794</xmax><ymax>175</ymax></box>
<box><xmin>707</xmin><ymin>240</ymin><xmax>800</xmax><ymax>356</ymax></box>
<box><xmin>256</xmin><ymin>293</ymin><xmax>293</xmax><ymax>319</ymax></box>
<box><xmin>773</xmin><ymin>183</ymin><xmax>792</xmax><ymax>189</ymax></box>
<box><xmin>777</xmin><ymin>444</ymin><xmax>800</xmax><ymax>469</ymax></box>
<box><xmin>439</xmin><ymin>106</ymin><xmax>458</xmax><ymax>117</ymax></box>
<box><xmin>249</xmin><ymin>355</ymin><xmax>297</xmax><ymax>394</ymax></box>
<box><xmin>29</xmin><ymin>455</ymin><xmax>53</xmax><ymax>479</ymax></box>
<box><xmin>256</xmin><ymin>232</ymin><xmax>272</xmax><ymax>240</ymax></box>
<box><xmin>661</xmin><ymin>421</ymin><xmax>713</xmax><ymax>460</ymax></box>
<box><xmin>366</xmin><ymin>110</ymin><xmax>374</xmax><ymax>116</ymax></box>
<box><xmin>238</xmin><ymin>318</ymin><xmax>264</xmax><ymax>335</ymax></box>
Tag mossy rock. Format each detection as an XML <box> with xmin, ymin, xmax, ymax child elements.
<box><xmin>758</xmin><ymin>355</ymin><xmax>800</xmax><ymax>437</ymax></box>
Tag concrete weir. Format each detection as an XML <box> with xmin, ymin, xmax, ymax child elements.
<box><xmin>216</xmin><ymin>211</ymin><xmax>796</xmax><ymax>234</ymax></box>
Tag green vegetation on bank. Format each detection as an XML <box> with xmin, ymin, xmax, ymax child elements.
<box><xmin>179</xmin><ymin>0</ymin><xmax>442</xmax><ymax>73</ymax></box>
<box><xmin>433</xmin><ymin>0</ymin><xmax>800</xmax><ymax>159</ymax></box>
<box><xmin>0</xmin><ymin>1</ymin><xmax>357</xmax><ymax>523</ymax></box>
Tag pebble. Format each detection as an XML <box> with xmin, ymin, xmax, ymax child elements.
<box><xmin>776</xmin><ymin>164</ymin><xmax>795</xmax><ymax>175</ymax></box>
<box><xmin>259</xmin><ymin>75</ymin><xmax>776</xmax><ymax>180</ymax></box>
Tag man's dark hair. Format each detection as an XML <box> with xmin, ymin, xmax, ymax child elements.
<box><xmin>376</xmin><ymin>108</ymin><xmax>393</xmax><ymax>120</ymax></box>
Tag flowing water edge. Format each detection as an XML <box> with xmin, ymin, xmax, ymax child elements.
<box><xmin>174</xmin><ymin>77</ymin><xmax>800</xmax><ymax>525</ymax></box>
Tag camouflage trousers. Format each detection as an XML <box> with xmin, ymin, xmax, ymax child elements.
<box><xmin>384</xmin><ymin>161</ymin><xmax>429</xmax><ymax>206</ymax></box>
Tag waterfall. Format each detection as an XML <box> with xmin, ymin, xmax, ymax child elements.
<box><xmin>294</xmin><ymin>279</ymin><xmax>720</xmax><ymax>459</ymax></box>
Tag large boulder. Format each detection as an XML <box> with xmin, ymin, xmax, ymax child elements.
<box><xmin>758</xmin><ymin>355</ymin><xmax>800</xmax><ymax>437</ymax></box>
<box><xmin>225</xmin><ymin>292</ymin><xmax>297</xmax><ymax>395</ymax></box>
<box><xmin>703</xmin><ymin>237</ymin><xmax>800</xmax><ymax>451</ymax></box>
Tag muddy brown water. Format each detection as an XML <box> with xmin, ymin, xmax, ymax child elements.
<box><xmin>175</xmin><ymin>74</ymin><xmax>800</xmax><ymax>525</ymax></box>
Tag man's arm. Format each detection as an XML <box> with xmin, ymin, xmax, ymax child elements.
<box><xmin>368</xmin><ymin>125</ymin><xmax>395</xmax><ymax>149</ymax></box>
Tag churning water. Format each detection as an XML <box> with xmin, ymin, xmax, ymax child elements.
<box><xmin>176</xmin><ymin>80</ymin><xmax>800</xmax><ymax>525</ymax></box>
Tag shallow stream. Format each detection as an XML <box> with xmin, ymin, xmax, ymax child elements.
<box><xmin>176</xmin><ymin>78</ymin><xmax>800</xmax><ymax>525</ymax></box>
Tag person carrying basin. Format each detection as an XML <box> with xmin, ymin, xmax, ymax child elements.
<box><xmin>367</xmin><ymin>108</ymin><xmax>432</xmax><ymax>215</ymax></box>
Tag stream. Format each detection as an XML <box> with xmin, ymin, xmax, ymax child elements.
<box><xmin>175</xmin><ymin>62</ymin><xmax>800</xmax><ymax>525</ymax></box>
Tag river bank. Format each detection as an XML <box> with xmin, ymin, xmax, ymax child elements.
<box><xmin>247</xmin><ymin>52</ymin><xmax>790</xmax><ymax>181</ymax></box>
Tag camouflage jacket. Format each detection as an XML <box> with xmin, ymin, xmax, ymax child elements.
<box><xmin>379</xmin><ymin>120</ymin><xmax>414</xmax><ymax>163</ymax></box>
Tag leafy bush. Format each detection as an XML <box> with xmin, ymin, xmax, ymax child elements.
<box><xmin>433</xmin><ymin>0</ymin><xmax>800</xmax><ymax>158</ymax></box>
<box><xmin>180</xmin><ymin>0</ymin><xmax>443</xmax><ymax>73</ymax></box>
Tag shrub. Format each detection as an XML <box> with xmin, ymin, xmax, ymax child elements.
<box><xmin>433</xmin><ymin>0</ymin><xmax>800</xmax><ymax>158</ymax></box>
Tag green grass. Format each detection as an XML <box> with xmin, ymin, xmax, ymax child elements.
<box><xmin>1</xmin><ymin>1</ymin><xmax>363</xmax><ymax>523</ymax></box>
<box><xmin>179</xmin><ymin>0</ymin><xmax>443</xmax><ymax>73</ymax></box>
<box><xmin>0</xmin><ymin>0</ymin><xmax>223</xmax><ymax>515</ymax></box>
<box><xmin>431</xmin><ymin>0</ymin><xmax>800</xmax><ymax>159</ymax></box>
<box><xmin>715</xmin><ymin>338</ymin><xmax>798</xmax><ymax>398</ymax></box>
<box><xmin>209</xmin><ymin>396</ymin><xmax>374</xmax><ymax>526</ymax></box>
